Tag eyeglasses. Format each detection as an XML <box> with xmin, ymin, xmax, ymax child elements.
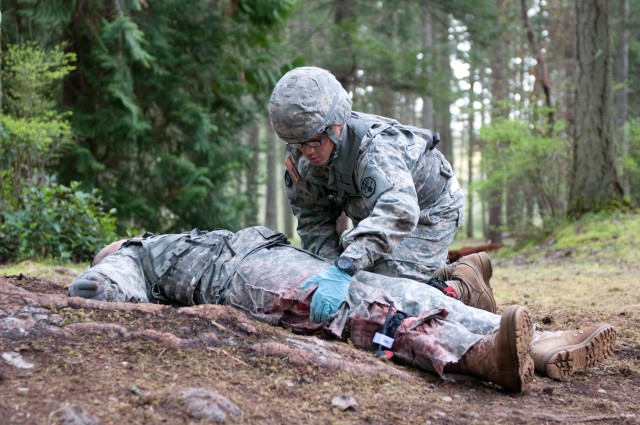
<box><xmin>286</xmin><ymin>132</ymin><xmax>326</xmax><ymax>150</ymax></box>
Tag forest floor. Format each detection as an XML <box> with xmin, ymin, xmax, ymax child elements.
<box><xmin>1</xmin><ymin>212</ymin><xmax>639</xmax><ymax>424</ymax></box>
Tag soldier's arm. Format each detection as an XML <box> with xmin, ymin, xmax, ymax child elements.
<box><xmin>285</xmin><ymin>164</ymin><xmax>343</xmax><ymax>260</ymax></box>
<box><xmin>69</xmin><ymin>248</ymin><xmax>150</xmax><ymax>303</ymax></box>
<box><xmin>340</xmin><ymin>139</ymin><xmax>420</xmax><ymax>271</ymax></box>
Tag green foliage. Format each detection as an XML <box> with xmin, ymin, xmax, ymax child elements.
<box><xmin>0</xmin><ymin>42</ymin><xmax>76</xmax><ymax>202</ymax></box>
<box><xmin>478</xmin><ymin>117</ymin><xmax>571</xmax><ymax>238</ymax></box>
<box><xmin>0</xmin><ymin>41</ymin><xmax>118</xmax><ymax>263</ymax></box>
<box><xmin>3</xmin><ymin>0</ymin><xmax>298</xmax><ymax>232</ymax></box>
<box><xmin>0</xmin><ymin>112</ymin><xmax>73</xmax><ymax>197</ymax></box>
<box><xmin>2</xmin><ymin>41</ymin><xmax>76</xmax><ymax>119</ymax></box>
<box><xmin>0</xmin><ymin>182</ymin><xmax>117</xmax><ymax>262</ymax></box>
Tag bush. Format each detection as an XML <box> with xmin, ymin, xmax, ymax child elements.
<box><xmin>0</xmin><ymin>181</ymin><xmax>117</xmax><ymax>262</ymax></box>
<box><xmin>0</xmin><ymin>42</ymin><xmax>116</xmax><ymax>264</ymax></box>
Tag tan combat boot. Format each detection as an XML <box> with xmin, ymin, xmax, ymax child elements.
<box><xmin>444</xmin><ymin>305</ymin><xmax>535</xmax><ymax>392</ymax></box>
<box><xmin>433</xmin><ymin>252</ymin><xmax>496</xmax><ymax>313</ymax></box>
<box><xmin>530</xmin><ymin>323</ymin><xmax>616</xmax><ymax>381</ymax></box>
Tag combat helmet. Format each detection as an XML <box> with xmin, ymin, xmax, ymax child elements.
<box><xmin>268</xmin><ymin>67</ymin><xmax>352</xmax><ymax>144</ymax></box>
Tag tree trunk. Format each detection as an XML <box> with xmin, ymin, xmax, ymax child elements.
<box><xmin>265</xmin><ymin>130</ymin><xmax>278</xmax><ymax>230</ymax></box>
<box><xmin>478</xmin><ymin>66</ymin><xmax>489</xmax><ymax>238</ymax></box>
<box><xmin>433</xmin><ymin>8</ymin><xmax>453</xmax><ymax>163</ymax></box>
<box><xmin>420</xmin><ymin>3</ymin><xmax>435</xmax><ymax>130</ymax></box>
<box><xmin>520</xmin><ymin>0</ymin><xmax>555</xmax><ymax>134</ymax></box>
<box><xmin>332</xmin><ymin>0</ymin><xmax>356</xmax><ymax>91</ymax></box>
<box><xmin>507</xmin><ymin>30</ymin><xmax>526</xmax><ymax>233</ymax></box>
<box><xmin>486</xmin><ymin>0</ymin><xmax>510</xmax><ymax>244</ymax></box>
<box><xmin>545</xmin><ymin>1</ymin><xmax>577</xmax><ymax>142</ymax></box>
<box><xmin>615</xmin><ymin>0</ymin><xmax>630</xmax><ymax>195</ymax></box>
<box><xmin>466</xmin><ymin>66</ymin><xmax>476</xmax><ymax>239</ymax></box>
<box><xmin>280</xmin><ymin>141</ymin><xmax>296</xmax><ymax>239</ymax></box>
<box><xmin>245</xmin><ymin>125</ymin><xmax>261</xmax><ymax>226</ymax></box>
<box><xmin>330</xmin><ymin>0</ymin><xmax>357</xmax><ymax>237</ymax></box>
<box><xmin>569</xmin><ymin>0</ymin><xmax>624</xmax><ymax>217</ymax></box>
<box><xmin>0</xmin><ymin>0</ymin><xmax>3</xmax><ymax>114</ymax></box>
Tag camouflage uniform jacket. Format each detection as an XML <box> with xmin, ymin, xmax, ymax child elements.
<box><xmin>285</xmin><ymin>111</ymin><xmax>464</xmax><ymax>275</ymax></box>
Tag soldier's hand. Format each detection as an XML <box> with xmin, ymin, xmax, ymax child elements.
<box><xmin>68</xmin><ymin>272</ymin><xmax>111</xmax><ymax>300</ymax></box>
<box><xmin>300</xmin><ymin>266</ymin><xmax>352</xmax><ymax>323</ymax></box>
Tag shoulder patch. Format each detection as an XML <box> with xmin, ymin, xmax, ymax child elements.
<box><xmin>361</xmin><ymin>177</ymin><xmax>377</xmax><ymax>198</ymax></box>
<box><xmin>284</xmin><ymin>155</ymin><xmax>301</xmax><ymax>185</ymax></box>
<box><xmin>358</xmin><ymin>161</ymin><xmax>394</xmax><ymax>210</ymax></box>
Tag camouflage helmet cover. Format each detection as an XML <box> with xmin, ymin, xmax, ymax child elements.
<box><xmin>268</xmin><ymin>67</ymin><xmax>352</xmax><ymax>144</ymax></box>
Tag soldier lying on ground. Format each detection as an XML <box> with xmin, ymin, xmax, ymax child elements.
<box><xmin>68</xmin><ymin>226</ymin><xmax>616</xmax><ymax>393</ymax></box>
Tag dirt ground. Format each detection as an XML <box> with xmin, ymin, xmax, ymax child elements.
<box><xmin>1</xmin><ymin>255</ymin><xmax>639</xmax><ymax>425</ymax></box>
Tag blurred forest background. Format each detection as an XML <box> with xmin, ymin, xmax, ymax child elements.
<box><xmin>1</xmin><ymin>0</ymin><xmax>639</xmax><ymax>262</ymax></box>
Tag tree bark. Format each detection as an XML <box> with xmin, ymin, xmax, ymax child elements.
<box><xmin>433</xmin><ymin>8</ymin><xmax>453</xmax><ymax>163</ymax></box>
<box><xmin>478</xmin><ymin>67</ymin><xmax>489</xmax><ymax>238</ymax></box>
<box><xmin>466</xmin><ymin>65</ymin><xmax>476</xmax><ymax>239</ymax></box>
<box><xmin>486</xmin><ymin>0</ymin><xmax>511</xmax><ymax>244</ymax></box>
<box><xmin>615</xmin><ymin>0</ymin><xmax>629</xmax><ymax>195</ymax></box>
<box><xmin>280</xmin><ymin>140</ymin><xmax>296</xmax><ymax>239</ymax></box>
<box><xmin>615</xmin><ymin>0</ymin><xmax>629</xmax><ymax>129</ymax></box>
<box><xmin>265</xmin><ymin>129</ymin><xmax>278</xmax><ymax>230</ymax></box>
<box><xmin>332</xmin><ymin>0</ymin><xmax>357</xmax><ymax>91</ymax></box>
<box><xmin>0</xmin><ymin>0</ymin><xmax>3</xmax><ymax>114</ymax></box>
<box><xmin>245</xmin><ymin>125</ymin><xmax>261</xmax><ymax>225</ymax></box>
<box><xmin>520</xmin><ymin>0</ymin><xmax>555</xmax><ymax>134</ymax></box>
<box><xmin>331</xmin><ymin>0</ymin><xmax>357</xmax><ymax>236</ymax></box>
<box><xmin>569</xmin><ymin>0</ymin><xmax>624</xmax><ymax>217</ymax></box>
<box><xmin>420</xmin><ymin>3</ymin><xmax>435</xmax><ymax>130</ymax></box>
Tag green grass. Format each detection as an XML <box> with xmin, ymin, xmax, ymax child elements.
<box><xmin>490</xmin><ymin>210</ymin><xmax>640</xmax><ymax>264</ymax></box>
<box><xmin>488</xmin><ymin>210</ymin><xmax>640</xmax><ymax>312</ymax></box>
<box><xmin>0</xmin><ymin>259</ymin><xmax>87</xmax><ymax>286</ymax></box>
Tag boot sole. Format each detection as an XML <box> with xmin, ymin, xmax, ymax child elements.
<box><xmin>500</xmin><ymin>305</ymin><xmax>535</xmax><ymax>392</ymax></box>
<box><xmin>541</xmin><ymin>324</ymin><xmax>616</xmax><ymax>381</ymax></box>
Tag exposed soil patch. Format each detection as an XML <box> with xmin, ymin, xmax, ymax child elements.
<box><xmin>1</xmin><ymin>266</ymin><xmax>639</xmax><ymax>424</ymax></box>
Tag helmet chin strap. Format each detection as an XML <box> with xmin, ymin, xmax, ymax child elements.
<box><xmin>327</xmin><ymin>125</ymin><xmax>345</xmax><ymax>160</ymax></box>
<box><xmin>327</xmin><ymin>129</ymin><xmax>342</xmax><ymax>145</ymax></box>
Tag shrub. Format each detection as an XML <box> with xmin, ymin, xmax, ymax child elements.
<box><xmin>0</xmin><ymin>181</ymin><xmax>117</xmax><ymax>262</ymax></box>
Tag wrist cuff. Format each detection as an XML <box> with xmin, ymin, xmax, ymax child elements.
<box><xmin>334</xmin><ymin>256</ymin><xmax>357</xmax><ymax>276</ymax></box>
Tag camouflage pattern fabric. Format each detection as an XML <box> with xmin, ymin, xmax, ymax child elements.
<box><xmin>75</xmin><ymin>226</ymin><xmax>500</xmax><ymax>375</ymax></box>
<box><xmin>331</xmin><ymin>271</ymin><xmax>499</xmax><ymax>375</ymax></box>
<box><xmin>285</xmin><ymin>112</ymin><xmax>464</xmax><ymax>283</ymax></box>
<box><xmin>74</xmin><ymin>247</ymin><xmax>150</xmax><ymax>303</ymax></box>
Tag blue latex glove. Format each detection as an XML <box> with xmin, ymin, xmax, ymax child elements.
<box><xmin>300</xmin><ymin>266</ymin><xmax>352</xmax><ymax>323</ymax></box>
